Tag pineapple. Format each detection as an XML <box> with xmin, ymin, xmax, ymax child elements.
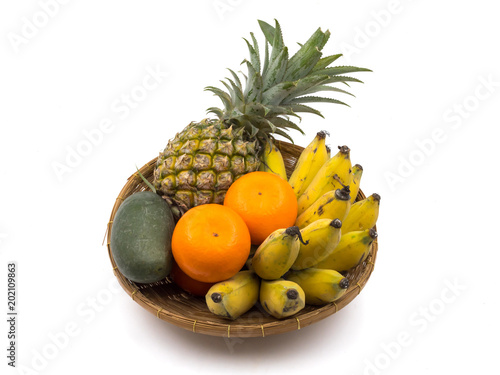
<box><xmin>154</xmin><ymin>20</ymin><xmax>370</xmax><ymax>212</ymax></box>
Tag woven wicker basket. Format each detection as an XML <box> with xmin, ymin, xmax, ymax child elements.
<box><xmin>106</xmin><ymin>141</ymin><xmax>378</xmax><ymax>337</ymax></box>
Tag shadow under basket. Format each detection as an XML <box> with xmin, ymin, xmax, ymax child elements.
<box><xmin>105</xmin><ymin>141</ymin><xmax>378</xmax><ymax>338</ymax></box>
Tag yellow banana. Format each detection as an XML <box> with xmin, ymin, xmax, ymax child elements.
<box><xmin>252</xmin><ymin>226</ymin><xmax>307</xmax><ymax>280</ymax></box>
<box><xmin>260</xmin><ymin>279</ymin><xmax>305</xmax><ymax>319</ymax></box>
<box><xmin>315</xmin><ymin>228</ymin><xmax>378</xmax><ymax>272</ymax></box>
<box><xmin>349</xmin><ymin>164</ymin><xmax>363</xmax><ymax>204</ymax></box>
<box><xmin>297</xmin><ymin>145</ymin><xmax>352</xmax><ymax>215</ymax></box>
<box><xmin>284</xmin><ymin>268</ymin><xmax>349</xmax><ymax>305</ymax></box>
<box><xmin>259</xmin><ymin>141</ymin><xmax>287</xmax><ymax>179</ymax></box>
<box><xmin>288</xmin><ymin>131</ymin><xmax>330</xmax><ymax>197</ymax></box>
<box><xmin>342</xmin><ymin>193</ymin><xmax>380</xmax><ymax>233</ymax></box>
<box><xmin>205</xmin><ymin>270</ymin><xmax>260</xmax><ymax>320</ymax></box>
<box><xmin>295</xmin><ymin>186</ymin><xmax>351</xmax><ymax>229</ymax></box>
<box><xmin>292</xmin><ymin>218</ymin><xmax>343</xmax><ymax>270</ymax></box>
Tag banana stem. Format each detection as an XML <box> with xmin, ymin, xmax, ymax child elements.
<box><xmin>338</xmin><ymin>145</ymin><xmax>350</xmax><ymax>154</ymax></box>
<box><xmin>333</xmin><ymin>174</ymin><xmax>347</xmax><ymax>188</ymax></box>
<box><xmin>285</xmin><ymin>226</ymin><xmax>309</xmax><ymax>245</ymax></box>
<box><xmin>317</xmin><ymin>130</ymin><xmax>329</xmax><ymax>139</ymax></box>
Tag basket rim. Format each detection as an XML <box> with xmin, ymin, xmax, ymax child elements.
<box><xmin>105</xmin><ymin>145</ymin><xmax>378</xmax><ymax>338</ymax></box>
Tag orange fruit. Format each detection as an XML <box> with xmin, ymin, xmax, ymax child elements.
<box><xmin>170</xmin><ymin>261</ymin><xmax>214</xmax><ymax>297</ymax></box>
<box><xmin>224</xmin><ymin>171</ymin><xmax>298</xmax><ymax>245</ymax></box>
<box><xmin>171</xmin><ymin>204</ymin><xmax>251</xmax><ymax>283</ymax></box>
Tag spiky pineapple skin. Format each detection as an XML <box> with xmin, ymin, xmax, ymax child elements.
<box><xmin>154</xmin><ymin>119</ymin><xmax>261</xmax><ymax>210</ymax></box>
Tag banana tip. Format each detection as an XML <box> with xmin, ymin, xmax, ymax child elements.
<box><xmin>286</xmin><ymin>289</ymin><xmax>299</xmax><ymax>300</ymax></box>
<box><xmin>211</xmin><ymin>293</ymin><xmax>222</xmax><ymax>303</ymax></box>
<box><xmin>330</xmin><ymin>219</ymin><xmax>342</xmax><ymax>229</ymax></box>
<box><xmin>339</xmin><ymin>278</ymin><xmax>349</xmax><ymax>289</ymax></box>
<box><xmin>336</xmin><ymin>186</ymin><xmax>351</xmax><ymax>201</ymax></box>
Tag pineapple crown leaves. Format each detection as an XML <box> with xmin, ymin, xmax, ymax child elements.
<box><xmin>205</xmin><ymin>19</ymin><xmax>371</xmax><ymax>144</ymax></box>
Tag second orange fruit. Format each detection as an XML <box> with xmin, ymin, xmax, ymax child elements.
<box><xmin>224</xmin><ymin>171</ymin><xmax>298</xmax><ymax>245</ymax></box>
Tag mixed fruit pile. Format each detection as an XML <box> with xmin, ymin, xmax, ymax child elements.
<box><xmin>110</xmin><ymin>20</ymin><xmax>380</xmax><ymax>321</ymax></box>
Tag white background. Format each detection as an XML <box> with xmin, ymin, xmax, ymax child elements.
<box><xmin>1</xmin><ymin>0</ymin><xmax>500</xmax><ymax>374</ymax></box>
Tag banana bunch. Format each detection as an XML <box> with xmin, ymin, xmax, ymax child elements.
<box><xmin>203</xmin><ymin>133</ymin><xmax>381</xmax><ymax>321</ymax></box>
<box><xmin>284</xmin><ymin>134</ymin><xmax>380</xmax><ymax>302</ymax></box>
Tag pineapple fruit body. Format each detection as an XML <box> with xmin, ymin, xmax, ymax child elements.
<box><xmin>154</xmin><ymin>119</ymin><xmax>260</xmax><ymax>209</ymax></box>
